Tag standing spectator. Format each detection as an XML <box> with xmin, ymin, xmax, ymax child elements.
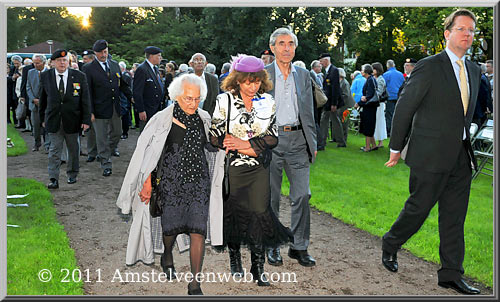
<box><xmin>6</xmin><ymin>65</ymin><xmax>15</xmax><ymax>124</ymax></box>
<box><xmin>204</xmin><ymin>63</ymin><xmax>217</xmax><ymax>77</ymax></box>
<box><xmin>265</xmin><ymin>27</ymin><xmax>317</xmax><ymax>268</ymax></box>
<box><xmin>354</xmin><ymin>64</ymin><xmax>378</xmax><ymax>152</ymax></box>
<box><xmin>319</xmin><ymin>53</ymin><xmax>345</xmax><ymax>149</ymax></box>
<box><xmin>119</xmin><ymin>61</ymin><xmax>133</xmax><ymax>139</ymax></box>
<box><xmin>15</xmin><ymin>65</ymin><xmax>32</xmax><ymax>133</ymax></box>
<box><xmin>372</xmin><ymin>62</ymin><xmax>388</xmax><ymax>148</ymax></box>
<box><xmin>260</xmin><ymin>49</ymin><xmax>275</xmax><ymax>65</ymax></box>
<box><xmin>26</xmin><ymin>54</ymin><xmax>48</xmax><ymax>152</ymax></box>
<box><xmin>82</xmin><ymin>50</ymin><xmax>95</xmax><ymax>65</ymax></box>
<box><xmin>164</xmin><ymin>62</ymin><xmax>176</xmax><ymax>106</ymax></box>
<box><xmin>338</xmin><ymin>68</ymin><xmax>355</xmax><ymax>144</ymax></box>
<box><xmin>130</xmin><ymin>62</ymin><xmax>141</xmax><ymax>129</ymax></box>
<box><xmin>132</xmin><ymin>46</ymin><xmax>165</xmax><ymax>131</ymax></box>
<box><xmin>350</xmin><ymin>70</ymin><xmax>366</xmax><ymax>104</ymax></box>
<box><xmin>82</xmin><ymin>39</ymin><xmax>132</xmax><ymax>177</ymax></box>
<box><xmin>38</xmin><ymin>49</ymin><xmax>91</xmax><ymax>188</ymax></box>
<box><xmin>177</xmin><ymin>63</ymin><xmax>189</xmax><ymax>77</ymax></box>
<box><xmin>8</xmin><ymin>55</ymin><xmax>23</xmax><ymax>126</ymax></box>
<box><xmin>383</xmin><ymin>59</ymin><xmax>404</xmax><ymax>136</ymax></box>
<box><xmin>189</xmin><ymin>53</ymin><xmax>219</xmax><ymax>117</ymax></box>
<box><xmin>20</xmin><ymin>57</ymin><xmax>35</xmax><ymax>132</ymax></box>
<box><xmin>218</xmin><ymin>62</ymin><xmax>231</xmax><ymax>93</ymax></box>
<box><xmin>485</xmin><ymin>59</ymin><xmax>493</xmax><ymax>103</ymax></box>
<box><xmin>397</xmin><ymin>58</ymin><xmax>417</xmax><ymax>99</ymax></box>
<box><xmin>310</xmin><ymin>60</ymin><xmax>324</xmax><ymax>88</ymax></box>
<box><xmin>473</xmin><ymin>63</ymin><xmax>492</xmax><ymax>128</ymax></box>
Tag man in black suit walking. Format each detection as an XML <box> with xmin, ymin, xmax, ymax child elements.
<box><xmin>132</xmin><ymin>46</ymin><xmax>165</xmax><ymax>131</ymax></box>
<box><xmin>82</xmin><ymin>40</ymin><xmax>132</xmax><ymax>177</ymax></box>
<box><xmin>39</xmin><ymin>49</ymin><xmax>91</xmax><ymax>189</ymax></box>
<box><xmin>189</xmin><ymin>52</ymin><xmax>219</xmax><ymax>117</ymax></box>
<box><xmin>382</xmin><ymin>9</ymin><xmax>481</xmax><ymax>295</ymax></box>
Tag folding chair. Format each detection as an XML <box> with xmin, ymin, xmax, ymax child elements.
<box><xmin>470</xmin><ymin>123</ymin><xmax>479</xmax><ymax>138</ymax></box>
<box><xmin>349</xmin><ymin>108</ymin><xmax>360</xmax><ymax>135</ymax></box>
<box><xmin>472</xmin><ymin>126</ymin><xmax>494</xmax><ymax>179</ymax></box>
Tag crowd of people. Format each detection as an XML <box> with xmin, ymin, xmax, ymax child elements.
<box><xmin>6</xmin><ymin>8</ymin><xmax>494</xmax><ymax>296</ymax></box>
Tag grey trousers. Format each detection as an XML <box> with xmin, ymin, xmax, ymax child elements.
<box><xmin>47</xmin><ymin>125</ymin><xmax>80</xmax><ymax>180</ymax></box>
<box><xmin>270</xmin><ymin>129</ymin><xmax>311</xmax><ymax>250</ymax></box>
<box><xmin>93</xmin><ymin>106</ymin><xmax>121</xmax><ymax>170</ymax></box>
<box><xmin>336</xmin><ymin>104</ymin><xmax>349</xmax><ymax>143</ymax></box>
<box><xmin>319</xmin><ymin>109</ymin><xmax>345</xmax><ymax>148</ymax></box>
<box><xmin>87</xmin><ymin>124</ymin><xmax>97</xmax><ymax>157</ymax></box>
<box><xmin>31</xmin><ymin>105</ymin><xmax>42</xmax><ymax>147</ymax></box>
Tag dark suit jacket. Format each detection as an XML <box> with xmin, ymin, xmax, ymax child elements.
<box><xmin>265</xmin><ymin>63</ymin><xmax>317</xmax><ymax>163</ymax></box>
<box><xmin>82</xmin><ymin>59</ymin><xmax>132</xmax><ymax>119</ymax></box>
<box><xmin>132</xmin><ymin>60</ymin><xmax>164</xmax><ymax>120</ymax></box>
<box><xmin>389</xmin><ymin>51</ymin><xmax>480</xmax><ymax>173</ymax></box>
<box><xmin>201</xmin><ymin>72</ymin><xmax>219</xmax><ymax>116</ymax></box>
<box><xmin>322</xmin><ymin>64</ymin><xmax>343</xmax><ymax>109</ymax></box>
<box><xmin>39</xmin><ymin>68</ymin><xmax>91</xmax><ymax>134</ymax></box>
<box><xmin>20</xmin><ymin>64</ymin><xmax>35</xmax><ymax>100</ymax></box>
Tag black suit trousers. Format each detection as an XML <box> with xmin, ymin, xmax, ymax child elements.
<box><xmin>382</xmin><ymin>142</ymin><xmax>472</xmax><ymax>282</ymax></box>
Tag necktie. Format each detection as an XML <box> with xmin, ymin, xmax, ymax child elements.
<box><xmin>58</xmin><ymin>74</ymin><xmax>65</xmax><ymax>98</ymax></box>
<box><xmin>456</xmin><ymin>60</ymin><xmax>469</xmax><ymax>115</ymax></box>
<box><xmin>104</xmin><ymin>61</ymin><xmax>110</xmax><ymax>77</ymax></box>
<box><xmin>154</xmin><ymin>66</ymin><xmax>161</xmax><ymax>82</ymax></box>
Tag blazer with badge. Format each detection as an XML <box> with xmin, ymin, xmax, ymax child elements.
<box><xmin>322</xmin><ymin>64</ymin><xmax>343</xmax><ymax>109</ymax></box>
<box><xmin>132</xmin><ymin>60</ymin><xmax>165</xmax><ymax>120</ymax></box>
<box><xmin>39</xmin><ymin>68</ymin><xmax>91</xmax><ymax>134</ymax></box>
<box><xmin>265</xmin><ymin>63</ymin><xmax>317</xmax><ymax>163</ymax></box>
<box><xmin>82</xmin><ymin>58</ymin><xmax>132</xmax><ymax>119</ymax></box>
<box><xmin>389</xmin><ymin>51</ymin><xmax>480</xmax><ymax>173</ymax></box>
<box><xmin>201</xmin><ymin>72</ymin><xmax>220</xmax><ymax>117</ymax></box>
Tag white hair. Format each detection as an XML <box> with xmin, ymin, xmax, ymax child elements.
<box><xmin>269</xmin><ymin>27</ymin><xmax>299</xmax><ymax>47</ymax></box>
<box><xmin>221</xmin><ymin>62</ymin><xmax>231</xmax><ymax>73</ymax></box>
<box><xmin>118</xmin><ymin>61</ymin><xmax>127</xmax><ymax>69</ymax></box>
<box><xmin>179</xmin><ymin>63</ymin><xmax>188</xmax><ymax>72</ymax></box>
<box><xmin>338</xmin><ymin>67</ymin><xmax>346</xmax><ymax>78</ymax></box>
<box><xmin>190</xmin><ymin>53</ymin><xmax>207</xmax><ymax>62</ymax></box>
<box><xmin>310</xmin><ymin>60</ymin><xmax>321</xmax><ymax>69</ymax></box>
<box><xmin>11</xmin><ymin>55</ymin><xmax>22</xmax><ymax>63</ymax></box>
<box><xmin>23</xmin><ymin>58</ymin><xmax>33</xmax><ymax>65</ymax></box>
<box><xmin>168</xmin><ymin>73</ymin><xmax>207</xmax><ymax>102</ymax></box>
<box><xmin>293</xmin><ymin>60</ymin><xmax>306</xmax><ymax>69</ymax></box>
<box><xmin>352</xmin><ymin>70</ymin><xmax>361</xmax><ymax>78</ymax></box>
<box><xmin>32</xmin><ymin>54</ymin><xmax>47</xmax><ymax>63</ymax></box>
<box><xmin>205</xmin><ymin>63</ymin><xmax>216</xmax><ymax>74</ymax></box>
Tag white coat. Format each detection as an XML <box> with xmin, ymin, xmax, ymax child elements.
<box><xmin>116</xmin><ymin>104</ymin><xmax>225</xmax><ymax>266</ymax></box>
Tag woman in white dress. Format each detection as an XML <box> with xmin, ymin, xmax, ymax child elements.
<box><xmin>372</xmin><ymin>62</ymin><xmax>388</xmax><ymax>148</ymax></box>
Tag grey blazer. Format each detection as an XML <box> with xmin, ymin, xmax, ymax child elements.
<box><xmin>265</xmin><ymin>63</ymin><xmax>317</xmax><ymax>163</ymax></box>
<box><xmin>390</xmin><ymin>51</ymin><xmax>480</xmax><ymax>173</ymax></box>
<box><xmin>26</xmin><ymin>67</ymin><xmax>46</xmax><ymax>111</ymax></box>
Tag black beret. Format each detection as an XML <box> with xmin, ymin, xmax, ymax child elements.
<box><xmin>144</xmin><ymin>46</ymin><xmax>162</xmax><ymax>55</ymax></box>
<box><xmin>51</xmin><ymin>49</ymin><xmax>68</xmax><ymax>60</ymax></box>
<box><xmin>260</xmin><ymin>49</ymin><xmax>274</xmax><ymax>57</ymax></box>
<box><xmin>92</xmin><ymin>39</ymin><xmax>108</xmax><ymax>52</ymax></box>
<box><xmin>405</xmin><ymin>58</ymin><xmax>417</xmax><ymax>64</ymax></box>
<box><xmin>318</xmin><ymin>53</ymin><xmax>331</xmax><ymax>59</ymax></box>
<box><xmin>82</xmin><ymin>49</ymin><xmax>94</xmax><ymax>56</ymax></box>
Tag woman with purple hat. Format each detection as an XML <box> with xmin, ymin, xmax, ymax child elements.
<box><xmin>210</xmin><ymin>54</ymin><xmax>293</xmax><ymax>286</ymax></box>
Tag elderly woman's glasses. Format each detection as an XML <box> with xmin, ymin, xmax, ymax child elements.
<box><xmin>182</xmin><ymin>96</ymin><xmax>201</xmax><ymax>104</ymax></box>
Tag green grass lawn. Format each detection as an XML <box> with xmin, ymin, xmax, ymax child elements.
<box><xmin>7</xmin><ymin>123</ymin><xmax>28</xmax><ymax>156</ymax></box>
<box><xmin>7</xmin><ymin>178</ymin><xmax>84</xmax><ymax>295</ymax></box>
<box><xmin>280</xmin><ymin>131</ymin><xmax>493</xmax><ymax>288</ymax></box>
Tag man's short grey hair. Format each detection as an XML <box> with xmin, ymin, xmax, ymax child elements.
<box><xmin>179</xmin><ymin>64</ymin><xmax>188</xmax><ymax>72</ymax></box>
<box><xmin>24</xmin><ymin>58</ymin><xmax>33</xmax><ymax>65</ymax></box>
<box><xmin>11</xmin><ymin>55</ymin><xmax>22</xmax><ymax>63</ymax></box>
<box><xmin>168</xmin><ymin>73</ymin><xmax>208</xmax><ymax>103</ymax></box>
<box><xmin>480</xmin><ymin>63</ymin><xmax>487</xmax><ymax>73</ymax></box>
<box><xmin>269</xmin><ymin>27</ymin><xmax>299</xmax><ymax>47</ymax></box>
<box><xmin>386</xmin><ymin>59</ymin><xmax>395</xmax><ymax>68</ymax></box>
<box><xmin>352</xmin><ymin>70</ymin><xmax>361</xmax><ymax>78</ymax></box>
<box><xmin>338</xmin><ymin>67</ymin><xmax>346</xmax><ymax>78</ymax></box>
<box><xmin>118</xmin><ymin>61</ymin><xmax>127</xmax><ymax>69</ymax></box>
<box><xmin>190</xmin><ymin>53</ymin><xmax>206</xmax><ymax>62</ymax></box>
<box><xmin>310</xmin><ymin>60</ymin><xmax>321</xmax><ymax>69</ymax></box>
<box><xmin>293</xmin><ymin>60</ymin><xmax>306</xmax><ymax>69</ymax></box>
<box><xmin>205</xmin><ymin>63</ymin><xmax>216</xmax><ymax>74</ymax></box>
<box><xmin>221</xmin><ymin>62</ymin><xmax>231</xmax><ymax>73</ymax></box>
<box><xmin>32</xmin><ymin>54</ymin><xmax>47</xmax><ymax>63</ymax></box>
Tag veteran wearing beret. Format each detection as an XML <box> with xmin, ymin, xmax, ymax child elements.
<box><xmin>82</xmin><ymin>39</ymin><xmax>133</xmax><ymax>177</ymax></box>
<box><xmin>38</xmin><ymin>49</ymin><xmax>91</xmax><ymax>189</ymax></box>
<box><xmin>260</xmin><ymin>49</ymin><xmax>275</xmax><ymax>65</ymax></box>
<box><xmin>132</xmin><ymin>46</ymin><xmax>165</xmax><ymax>131</ymax></box>
<box><xmin>397</xmin><ymin>58</ymin><xmax>418</xmax><ymax>99</ymax></box>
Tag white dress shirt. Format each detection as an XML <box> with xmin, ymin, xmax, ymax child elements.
<box><xmin>55</xmin><ymin>68</ymin><xmax>69</xmax><ymax>93</ymax></box>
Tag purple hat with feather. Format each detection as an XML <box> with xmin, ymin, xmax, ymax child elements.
<box><xmin>230</xmin><ymin>54</ymin><xmax>265</xmax><ymax>73</ymax></box>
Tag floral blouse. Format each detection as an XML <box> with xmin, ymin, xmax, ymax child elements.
<box><xmin>209</xmin><ymin>92</ymin><xmax>278</xmax><ymax>167</ymax></box>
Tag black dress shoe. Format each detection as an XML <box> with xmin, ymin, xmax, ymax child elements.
<box><xmin>32</xmin><ymin>146</ymin><xmax>40</xmax><ymax>152</ymax></box>
<box><xmin>103</xmin><ymin>168</ymin><xmax>112</xmax><ymax>177</ymax></box>
<box><xmin>47</xmin><ymin>178</ymin><xmax>59</xmax><ymax>189</ymax></box>
<box><xmin>438</xmin><ymin>279</ymin><xmax>480</xmax><ymax>295</ymax></box>
<box><xmin>267</xmin><ymin>248</ymin><xmax>283</xmax><ymax>266</ymax></box>
<box><xmin>382</xmin><ymin>250</ymin><xmax>398</xmax><ymax>272</ymax></box>
<box><xmin>187</xmin><ymin>284</ymin><xmax>203</xmax><ymax>295</ymax></box>
<box><xmin>86</xmin><ymin>156</ymin><xmax>96</xmax><ymax>162</ymax></box>
<box><xmin>112</xmin><ymin>151</ymin><xmax>120</xmax><ymax>157</ymax></box>
<box><xmin>120</xmin><ymin>134</ymin><xmax>128</xmax><ymax>139</ymax></box>
<box><xmin>288</xmin><ymin>248</ymin><xmax>316</xmax><ymax>267</ymax></box>
<box><xmin>67</xmin><ymin>177</ymin><xmax>77</xmax><ymax>184</ymax></box>
<box><xmin>160</xmin><ymin>254</ymin><xmax>177</xmax><ymax>281</ymax></box>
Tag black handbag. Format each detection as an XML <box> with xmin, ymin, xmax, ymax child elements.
<box><xmin>149</xmin><ymin>148</ymin><xmax>167</xmax><ymax>218</ymax></box>
<box><xmin>222</xmin><ymin>93</ymin><xmax>232</xmax><ymax>201</ymax></box>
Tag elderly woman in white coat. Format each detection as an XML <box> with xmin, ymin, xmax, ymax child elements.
<box><xmin>116</xmin><ymin>74</ymin><xmax>224</xmax><ymax>296</ymax></box>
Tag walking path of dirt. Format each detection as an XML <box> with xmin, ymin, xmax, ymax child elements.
<box><xmin>7</xmin><ymin>128</ymin><xmax>493</xmax><ymax>296</ymax></box>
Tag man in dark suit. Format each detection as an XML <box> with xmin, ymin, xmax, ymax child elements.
<box><xmin>19</xmin><ymin>58</ymin><xmax>35</xmax><ymax>131</ymax></box>
<box><xmin>188</xmin><ymin>52</ymin><xmax>218</xmax><ymax>117</ymax></box>
<box><xmin>265</xmin><ymin>27</ymin><xmax>317</xmax><ymax>268</ymax></box>
<box><xmin>39</xmin><ymin>49</ymin><xmax>91</xmax><ymax>189</ymax></box>
<box><xmin>318</xmin><ymin>53</ymin><xmax>345</xmax><ymax>149</ymax></box>
<box><xmin>82</xmin><ymin>39</ymin><xmax>132</xmax><ymax>177</ymax></box>
<box><xmin>383</xmin><ymin>9</ymin><xmax>481</xmax><ymax>295</ymax></box>
<box><xmin>133</xmin><ymin>46</ymin><xmax>164</xmax><ymax>131</ymax></box>
<box><xmin>397</xmin><ymin>58</ymin><xmax>417</xmax><ymax>99</ymax></box>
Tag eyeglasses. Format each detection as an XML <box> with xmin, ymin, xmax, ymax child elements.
<box><xmin>451</xmin><ymin>27</ymin><xmax>476</xmax><ymax>35</ymax></box>
<box><xmin>182</xmin><ymin>96</ymin><xmax>201</xmax><ymax>103</ymax></box>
